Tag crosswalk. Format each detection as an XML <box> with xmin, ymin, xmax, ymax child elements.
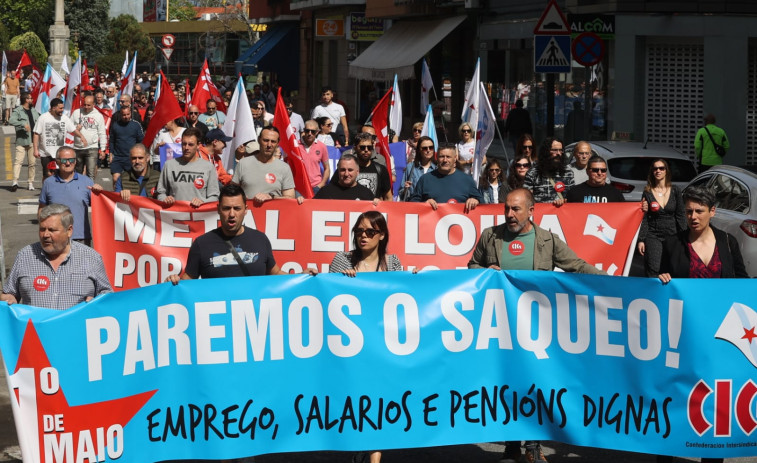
<box><xmin>16</xmin><ymin>199</ymin><xmax>38</xmax><ymax>215</ymax></box>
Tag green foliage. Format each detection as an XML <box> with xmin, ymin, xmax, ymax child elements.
<box><xmin>104</xmin><ymin>15</ymin><xmax>156</xmax><ymax>65</ymax></box>
<box><xmin>0</xmin><ymin>22</ymin><xmax>9</xmax><ymax>51</ymax></box>
<box><xmin>9</xmin><ymin>32</ymin><xmax>48</xmax><ymax>65</ymax></box>
<box><xmin>95</xmin><ymin>52</ymin><xmax>127</xmax><ymax>73</ymax></box>
<box><xmin>0</xmin><ymin>0</ymin><xmax>54</xmax><ymax>46</ymax></box>
<box><xmin>64</xmin><ymin>0</ymin><xmax>110</xmax><ymax>63</ymax></box>
<box><xmin>168</xmin><ymin>0</ymin><xmax>197</xmax><ymax>22</ymax></box>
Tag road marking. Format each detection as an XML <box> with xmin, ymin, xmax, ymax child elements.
<box><xmin>3</xmin><ymin>137</ymin><xmax>12</xmax><ymax>181</ymax></box>
<box><xmin>18</xmin><ymin>199</ymin><xmax>38</xmax><ymax>215</ymax></box>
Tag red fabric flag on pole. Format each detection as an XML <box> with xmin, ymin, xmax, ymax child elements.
<box><xmin>273</xmin><ymin>88</ymin><xmax>313</xmax><ymax>199</ymax></box>
<box><xmin>15</xmin><ymin>50</ymin><xmax>32</xmax><ymax>73</ymax></box>
<box><xmin>29</xmin><ymin>66</ymin><xmax>42</xmax><ymax>104</ymax></box>
<box><xmin>191</xmin><ymin>59</ymin><xmax>227</xmax><ymax>114</ymax></box>
<box><xmin>184</xmin><ymin>78</ymin><xmax>192</xmax><ymax>118</ymax></box>
<box><xmin>143</xmin><ymin>71</ymin><xmax>183</xmax><ymax>149</ymax></box>
<box><xmin>81</xmin><ymin>59</ymin><xmax>92</xmax><ymax>91</ymax></box>
<box><xmin>93</xmin><ymin>64</ymin><xmax>100</xmax><ymax>89</ymax></box>
<box><xmin>94</xmin><ymin>106</ymin><xmax>113</xmax><ymax>150</ymax></box>
<box><xmin>368</xmin><ymin>89</ymin><xmax>393</xmax><ymax>171</ymax></box>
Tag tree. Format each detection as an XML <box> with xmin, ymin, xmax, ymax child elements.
<box><xmin>64</xmin><ymin>0</ymin><xmax>110</xmax><ymax>63</ymax></box>
<box><xmin>97</xmin><ymin>14</ymin><xmax>156</xmax><ymax>68</ymax></box>
<box><xmin>195</xmin><ymin>0</ymin><xmax>259</xmax><ymax>45</ymax></box>
<box><xmin>0</xmin><ymin>22</ymin><xmax>9</xmax><ymax>52</ymax></box>
<box><xmin>0</xmin><ymin>0</ymin><xmax>54</xmax><ymax>46</ymax></box>
<box><xmin>168</xmin><ymin>0</ymin><xmax>197</xmax><ymax>22</ymax></box>
<box><xmin>9</xmin><ymin>32</ymin><xmax>48</xmax><ymax>65</ymax></box>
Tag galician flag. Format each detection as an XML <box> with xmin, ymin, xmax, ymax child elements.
<box><xmin>221</xmin><ymin>76</ymin><xmax>256</xmax><ymax>171</ymax></box>
<box><xmin>121</xmin><ymin>51</ymin><xmax>129</xmax><ymax>75</ymax></box>
<box><xmin>63</xmin><ymin>55</ymin><xmax>82</xmax><ymax>116</ymax></box>
<box><xmin>389</xmin><ymin>74</ymin><xmax>402</xmax><ymax>139</ymax></box>
<box><xmin>461</xmin><ymin>58</ymin><xmax>480</xmax><ymax>141</ymax></box>
<box><xmin>35</xmin><ymin>64</ymin><xmax>66</xmax><ymax>114</ymax></box>
<box><xmin>118</xmin><ymin>51</ymin><xmax>137</xmax><ymax>104</ymax></box>
<box><xmin>473</xmin><ymin>82</ymin><xmax>496</xmax><ymax>183</ymax></box>
<box><xmin>716</xmin><ymin>302</ymin><xmax>757</xmax><ymax>368</ymax></box>
<box><xmin>420</xmin><ymin>104</ymin><xmax>438</xmax><ymax>151</ymax></box>
<box><xmin>1</xmin><ymin>52</ymin><xmax>7</xmax><ymax>82</ymax></box>
<box><xmin>420</xmin><ymin>59</ymin><xmax>434</xmax><ymax>115</ymax></box>
<box><xmin>583</xmin><ymin>214</ymin><xmax>617</xmax><ymax>245</ymax></box>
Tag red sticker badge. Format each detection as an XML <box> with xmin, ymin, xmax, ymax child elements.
<box><xmin>554</xmin><ymin>181</ymin><xmax>565</xmax><ymax>193</ymax></box>
<box><xmin>650</xmin><ymin>201</ymin><xmax>660</xmax><ymax>212</ymax></box>
<box><xmin>265</xmin><ymin>173</ymin><xmax>277</xmax><ymax>184</ymax></box>
<box><xmin>33</xmin><ymin>276</ymin><xmax>50</xmax><ymax>292</ymax></box>
<box><xmin>447</xmin><ymin>199</ymin><xmax>458</xmax><ymax>204</ymax></box>
<box><xmin>509</xmin><ymin>241</ymin><xmax>525</xmax><ymax>256</ymax></box>
<box><xmin>194</xmin><ymin>177</ymin><xmax>205</xmax><ymax>189</ymax></box>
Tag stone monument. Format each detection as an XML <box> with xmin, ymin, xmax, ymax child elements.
<box><xmin>48</xmin><ymin>0</ymin><xmax>70</xmax><ymax>73</ymax></box>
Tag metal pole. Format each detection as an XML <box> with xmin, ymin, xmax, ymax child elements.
<box><xmin>546</xmin><ymin>73</ymin><xmax>555</xmax><ymax>137</ymax></box>
<box><xmin>584</xmin><ymin>66</ymin><xmax>592</xmax><ymax>141</ymax></box>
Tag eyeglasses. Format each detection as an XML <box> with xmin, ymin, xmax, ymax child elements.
<box><xmin>515</xmin><ymin>162</ymin><xmax>531</xmax><ymax>168</ymax></box>
<box><xmin>488</xmin><ymin>168</ymin><xmax>501</xmax><ymax>173</ymax></box>
<box><xmin>207</xmin><ymin>107</ymin><xmax>216</xmax><ymax>110</ymax></box>
<box><xmin>286</xmin><ymin>107</ymin><xmax>293</xmax><ymax>111</ymax></box>
<box><xmin>589</xmin><ymin>167</ymin><xmax>608</xmax><ymax>173</ymax></box>
<box><xmin>188</xmin><ymin>111</ymin><xmax>199</xmax><ymax>115</ymax></box>
<box><xmin>57</xmin><ymin>158</ymin><xmax>76</xmax><ymax>165</ymax></box>
<box><xmin>357</xmin><ymin>145</ymin><xmax>373</xmax><ymax>151</ymax></box>
<box><xmin>303</xmin><ymin>129</ymin><xmax>319</xmax><ymax>134</ymax></box>
<box><xmin>413</xmin><ymin>128</ymin><xmax>423</xmax><ymax>133</ymax></box>
<box><xmin>324</xmin><ymin>123</ymin><xmax>333</xmax><ymax>127</ymax></box>
<box><xmin>354</xmin><ymin>227</ymin><xmax>380</xmax><ymax>238</ymax></box>
<box><xmin>419</xmin><ymin>145</ymin><xmax>434</xmax><ymax>152</ymax></box>
<box><xmin>461</xmin><ymin>129</ymin><xmax>472</xmax><ymax>133</ymax></box>
<box><xmin>522</xmin><ymin>145</ymin><xmax>533</xmax><ymax>150</ymax></box>
<box><xmin>653</xmin><ymin>166</ymin><xmax>667</xmax><ymax>172</ymax></box>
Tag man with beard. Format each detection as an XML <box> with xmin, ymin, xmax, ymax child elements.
<box><xmin>299</xmin><ymin>119</ymin><xmax>330</xmax><ymax>192</ymax></box>
<box><xmin>185</xmin><ymin>104</ymin><xmax>209</xmax><ymax>139</ymax></box>
<box><xmin>351</xmin><ymin>132</ymin><xmax>393</xmax><ymax>201</ymax></box>
<box><xmin>523</xmin><ymin>137</ymin><xmax>574</xmax><ymax>205</ymax></box>
<box><xmin>566</xmin><ymin>155</ymin><xmax>625</xmax><ymax>203</ymax></box>
<box><xmin>314</xmin><ymin>154</ymin><xmax>375</xmax><ymax>201</ymax></box>
<box><xmin>71</xmin><ymin>95</ymin><xmax>107</xmax><ymax>180</ymax></box>
<box><xmin>469</xmin><ymin>188</ymin><xmax>602</xmax><ymax>272</ymax></box>
<box><xmin>108</xmin><ymin>106</ymin><xmax>144</xmax><ymax>184</ymax></box>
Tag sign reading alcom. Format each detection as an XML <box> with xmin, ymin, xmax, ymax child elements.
<box><xmin>315</xmin><ymin>18</ymin><xmax>345</xmax><ymax>37</ymax></box>
<box><xmin>569</xmin><ymin>14</ymin><xmax>615</xmax><ymax>39</ymax></box>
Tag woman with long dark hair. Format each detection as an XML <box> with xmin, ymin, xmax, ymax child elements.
<box><xmin>507</xmin><ymin>153</ymin><xmax>531</xmax><ymax>191</ymax></box>
<box><xmin>478</xmin><ymin>158</ymin><xmax>506</xmax><ymax>204</ymax></box>
<box><xmin>515</xmin><ymin>133</ymin><xmax>536</xmax><ymax>161</ymax></box>
<box><xmin>329</xmin><ymin>211</ymin><xmax>402</xmax><ymax>276</ymax></box>
<box><xmin>399</xmin><ymin>136</ymin><xmax>436</xmax><ymax>201</ymax></box>
<box><xmin>638</xmin><ymin>158</ymin><xmax>686</xmax><ymax>277</ymax></box>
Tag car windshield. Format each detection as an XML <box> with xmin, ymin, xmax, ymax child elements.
<box><xmin>608</xmin><ymin>157</ymin><xmax>697</xmax><ymax>182</ymax></box>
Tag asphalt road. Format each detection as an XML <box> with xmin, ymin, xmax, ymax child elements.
<box><xmin>0</xmin><ymin>127</ymin><xmax>751</xmax><ymax>462</ymax></box>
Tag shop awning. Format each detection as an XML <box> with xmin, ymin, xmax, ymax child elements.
<box><xmin>348</xmin><ymin>15</ymin><xmax>465</xmax><ymax>81</ymax></box>
<box><xmin>235</xmin><ymin>23</ymin><xmax>299</xmax><ymax>89</ymax></box>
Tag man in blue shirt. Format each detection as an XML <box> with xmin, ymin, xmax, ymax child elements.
<box><xmin>409</xmin><ymin>143</ymin><xmax>482</xmax><ymax>212</ymax></box>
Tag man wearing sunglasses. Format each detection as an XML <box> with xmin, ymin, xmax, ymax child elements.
<box><xmin>185</xmin><ymin>104</ymin><xmax>209</xmax><ymax>140</ymax></box>
<box><xmin>566</xmin><ymin>155</ymin><xmax>625</xmax><ymax>203</ymax></box>
<box><xmin>299</xmin><ymin>120</ymin><xmax>330</xmax><ymax>192</ymax></box>
<box><xmin>38</xmin><ymin>147</ymin><xmax>96</xmax><ymax>246</ymax></box>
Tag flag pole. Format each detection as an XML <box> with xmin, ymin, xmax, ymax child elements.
<box><xmin>493</xmin><ymin>119</ymin><xmax>510</xmax><ymax>166</ymax></box>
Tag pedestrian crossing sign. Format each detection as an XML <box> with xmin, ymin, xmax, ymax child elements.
<box><xmin>534</xmin><ymin>35</ymin><xmax>572</xmax><ymax>73</ymax></box>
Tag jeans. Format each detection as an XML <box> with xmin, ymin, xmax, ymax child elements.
<box><xmin>75</xmin><ymin>148</ymin><xmax>99</xmax><ymax>180</ymax></box>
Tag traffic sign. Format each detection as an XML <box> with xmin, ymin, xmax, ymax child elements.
<box><xmin>161</xmin><ymin>48</ymin><xmax>174</xmax><ymax>61</ymax></box>
<box><xmin>534</xmin><ymin>35</ymin><xmax>571</xmax><ymax>73</ymax></box>
<box><xmin>534</xmin><ymin>0</ymin><xmax>570</xmax><ymax>35</ymax></box>
<box><xmin>572</xmin><ymin>32</ymin><xmax>604</xmax><ymax>67</ymax></box>
<box><xmin>161</xmin><ymin>34</ymin><xmax>176</xmax><ymax>48</ymax></box>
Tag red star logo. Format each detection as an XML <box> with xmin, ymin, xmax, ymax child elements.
<box><xmin>12</xmin><ymin>321</ymin><xmax>156</xmax><ymax>460</ymax></box>
<box><xmin>597</xmin><ymin>224</ymin><xmax>604</xmax><ymax>233</ymax></box>
<box><xmin>742</xmin><ymin>326</ymin><xmax>757</xmax><ymax>343</ymax></box>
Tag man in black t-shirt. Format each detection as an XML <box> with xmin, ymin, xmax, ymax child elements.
<box><xmin>566</xmin><ymin>155</ymin><xmax>625</xmax><ymax>203</ymax></box>
<box><xmin>315</xmin><ymin>154</ymin><xmax>376</xmax><ymax>201</ymax></box>
<box><xmin>352</xmin><ymin>132</ymin><xmax>393</xmax><ymax>201</ymax></box>
<box><xmin>165</xmin><ymin>184</ymin><xmax>287</xmax><ymax>282</ymax></box>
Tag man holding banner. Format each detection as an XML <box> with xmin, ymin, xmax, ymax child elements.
<box><xmin>157</xmin><ymin>127</ymin><xmax>219</xmax><ymax>207</ymax></box>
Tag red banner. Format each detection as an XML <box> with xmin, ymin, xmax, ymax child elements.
<box><xmin>91</xmin><ymin>192</ymin><xmax>643</xmax><ymax>290</ymax></box>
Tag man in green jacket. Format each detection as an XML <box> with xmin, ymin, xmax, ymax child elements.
<box><xmin>694</xmin><ymin>113</ymin><xmax>729</xmax><ymax>173</ymax></box>
<box><xmin>8</xmin><ymin>92</ymin><xmax>39</xmax><ymax>191</ymax></box>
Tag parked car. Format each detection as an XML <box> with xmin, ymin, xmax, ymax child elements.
<box><xmin>685</xmin><ymin>165</ymin><xmax>757</xmax><ymax>277</ymax></box>
<box><xmin>564</xmin><ymin>141</ymin><xmax>698</xmax><ymax>201</ymax></box>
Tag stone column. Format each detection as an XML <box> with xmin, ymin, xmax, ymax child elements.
<box><xmin>48</xmin><ymin>0</ymin><xmax>70</xmax><ymax>73</ymax></box>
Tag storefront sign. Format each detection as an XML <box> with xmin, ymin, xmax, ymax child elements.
<box><xmin>347</xmin><ymin>12</ymin><xmax>386</xmax><ymax>41</ymax></box>
<box><xmin>569</xmin><ymin>14</ymin><xmax>615</xmax><ymax>39</ymax></box>
<box><xmin>315</xmin><ymin>18</ymin><xmax>345</xmax><ymax>38</ymax></box>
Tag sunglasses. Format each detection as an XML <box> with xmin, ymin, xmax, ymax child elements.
<box><xmin>354</xmin><ymin>227</ymin><xmax>380</xmax><ymax>238</ymax></box>
<box><xmin>461</xmin><ymin>129</ymin><xmax>472</xmax><ymax>133</ymax></box>
<box><xmin>522</xmin><ymin>145</ymin><xmax>533</xmax><ymax>150</ymax></box>
<box><xmin>188</xmin><ymin>111</ymin><xmax>199</xmax><ymax>115</ymax></box>
<box><xmin>589</xmin><ymin>167</ymin><xmax>608</xmax><ymax>173</ymax></box>
<box><xmin>303</xmin><ymin>129</ymin><xmax>318</xmax><ymax>134</ymax></box>
<box><xmin>57</xmin><ymin>158</ymin><xmax>76</xmax><ymax>165</ymax></box>
<box><xmin>419</xmin><ymin>145</ymin><xmax>434</xmax><ymax>152</ymax></box>
<box><xmin>324</xmin><ymin>123</ymin><xmax>333</xmax><ymax>127</ymax></box>
<box><xmin>413</xmin><ymin>129</ymin><xmax>423</xmax><ymax>133</ymax></box>
<box><xmin>515</xmin><ymin>162</ymin><xmax>531</xmax><ymax>168</ymax></box>
<box><xmin>357</xmin><ymin>145</ymin><xmax>373</xmax><ymax>151</ymax></box>
<box><xmin>207</xmin><ymin>107</ymin><xmax>216</xmax><ymax>110</ymax></box>
<box><xmin>653</xmin><ymin>166</ymin><xmax>667</xmax><ymax>171</ymax></box>
<box><xmin>488</xmin><ymin>168</ymin><xmax>501</xmax><ymax>173</ymax></box>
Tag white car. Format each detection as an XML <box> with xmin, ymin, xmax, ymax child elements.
<box><xmin>686</xmin><ymin>165</ymin><xmax>757</xmax><ymax>277</ymax></box>
<box><xmin>564</xmin><ymin>141</ymin><xmax>698</xmax><ymax>201</ymax></box>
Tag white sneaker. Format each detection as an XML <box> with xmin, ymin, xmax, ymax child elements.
<box><xmin>28</xmin><ymin>184</ymin><xmax>35</xmax><ymax>191</ymax></box>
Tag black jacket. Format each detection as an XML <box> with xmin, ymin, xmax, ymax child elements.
<box><xmin>660</xmin><ymin>226</ymin><xmax>748</xmax><ymax>278</ymax></box>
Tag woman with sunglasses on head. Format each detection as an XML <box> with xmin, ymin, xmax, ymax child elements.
<box><xmin>507</xmin><ymin>153</ymin><xmax>531</xmax><ymax>191</ymax></box>
<box><xmin>515</xmin><ymin>133</ymin><xmax>536</xmax><ymax>161</ymax></box>
<box><xmin>399</xmin><ymin>136</ymin><xmax>436</xmax><ymax>201</ymax></box>
<box><xmin>405</xmin><ymin>121</ymin><xmax>424</xmax><ymax>164</ymax></box>
<box><xmin>315</xmin><ymin>116</ymin><xmax>339</xmax><ymax>147</ymax></box>
<box><xmin>479</xmin><ymin>159</ymin><xmax>506</xmax><ymax>204</ymax></box>
<box><xmin>456</xmin><ymin>122</ymin><xmax>479</xmax><ymax>175</ymax></box>
<box><xmin>637</xmin><ymin>159</ymin><xmax>687</xmax><ymax>277</ymax></box>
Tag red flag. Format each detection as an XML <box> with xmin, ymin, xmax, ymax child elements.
<box><xmin>184</xmin><ymin>78</ymin><xmax>192</xmax><ymax>118</ymax></box>
<box><xmin>29</xmin><ymin>66</ymin><xmax>42</xmax><ymax>104</ymax></box>
<box><xmin>273</xmin><ymin>88</ymin><xmax>314</xmax><ymax>199</ymax></box>
<box><xmin>191</xmin><ymin>59</ymin><xmax>227</xmax><ymax>114</ymax></box>
<box><xmin>368</xmin><ymin>89</ymin><xmax>393</xmax><ymax>171</ymax></box>
<box><xmin>94</xmin><ymin>106</ymin><xmax>113</xmax><ymax>151</ymax></box>
<box><xmin>81</xmin><ymin>59</ymin><xmax>92</xmax><ymax>91</ymax></box>
<box><xmin>93</xmin><ymin>64</ymin><xmax>100</xmax><ymax>89</ymax></box>
<box><xmin>15</xmin><ymin>50</ymin><xmax>32</xmax><ymax>73</ymax></box>
<box><xmin>143</xmin><ymin>71</ymin><xmax>183</xmax><ymax>149</ymax></box>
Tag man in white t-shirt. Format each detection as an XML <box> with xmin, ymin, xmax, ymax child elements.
<box><xmin>33</xmin><ymin>98</ymin><xmax>87</xmax><ymax>178</ymax></box>
<box><xmin>311</xmin><ymin>86</ymin><xmax>349</xmax><ymax>146</ymax></box>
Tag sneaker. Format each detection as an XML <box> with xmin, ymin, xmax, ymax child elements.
<box><xmin>10</xmin><ymin>184</ymin><xmax>18</xmax><ymax>192</ymax></box>
<box><xmin>524</xmin><ymin>442</ymin><xmax>547</xmax><ymax>463</ymax></box>
<box><xmin>500</xmin><ymin>442</ymin><xmax>523</xmax><ymax>463</ymax></box>
<box><xmin>28</xmin><ymin>184</ymin><xmax>35</xmax><ymax>191</ymax></box>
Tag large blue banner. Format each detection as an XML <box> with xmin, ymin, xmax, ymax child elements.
<box><xmin>1</xmin><ymin>270</ymin><xmax>756</xmax><ymax>462</ymax></box>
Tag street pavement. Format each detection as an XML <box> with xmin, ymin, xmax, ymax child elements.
<box><xmin>0</xmin><ymin>127</ymin><xmax>750</xmax><ymax>462</ymax></box>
